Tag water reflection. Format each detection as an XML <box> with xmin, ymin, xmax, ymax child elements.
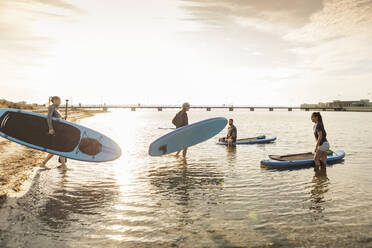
<box><xmin>146</xmin><ymin>159</ymin><xmax>227</xmax><ymax>245</ymax></box>
<box><xmin>148</xmin><ymin>160</ymin><xmax>225</xmax><ymax>206</ymax></box>
<box><xmin>226</xmin><ymin>146</ymin><xmax>237</xmax><ymax>166</ymax></box>
<box><xmin>2</xmin><ymin>111</ymin><xmax>372</xmax><ymax>248</ymax></box>
<box><xmin>38</xmin><ymin>169</ymin><xmax>120</xmax><ymax>231</ymax></box>
<box><xmin>309</xmin><ymin>166</ymin><xmax>329</xmax><ymax>218</ymax></box>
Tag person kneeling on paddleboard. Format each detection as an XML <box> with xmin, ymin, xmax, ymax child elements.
<box><xmin>219</xmin><ymin>119</ymin><xmax>237</xmax><ymax>146</ymax></box>
<box><xmin>41</xmin><ymin>96</ymin><xmax>67</xmax><ymax>170</ymax></box>
<box><xmin>311</xmin><ymin>112</ymin><xmax>330</xmax><ymax>170</ymax></box>
<box><xmin>172</xmin><ymin>102</ymin><xmax>190</xmax><ymax>158</ymax></box>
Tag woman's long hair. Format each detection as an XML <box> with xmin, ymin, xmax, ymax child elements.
<box><xmin>312</xmin><ymin>112</ymin><xmax>324</xmax><ymax>124</ymax></box>
<box><xmin>48</xmin><ymin>96</ymin><xmax>60</xmax><ymax>106</ymax></box>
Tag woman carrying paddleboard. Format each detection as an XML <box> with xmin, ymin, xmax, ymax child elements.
<box><xmin>41</xmin><ymin>96</ymin><xmax>67</xmax><ymax>170</ymax></box>
<box><xmin>311</xmin><ymin>112</ymin><xmax>330</xmax><ymax>170</ymax></box>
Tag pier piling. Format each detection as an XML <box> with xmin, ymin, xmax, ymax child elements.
<box><xmin>74</xmin><ymin>105</ymin><xmax>368</xmax><ymax>112</ymax></box>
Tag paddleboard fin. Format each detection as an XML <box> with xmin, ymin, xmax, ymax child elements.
<box><xmin>159</xmin><ymin>144</ymin><xmax>167</xmax><ymax>155</ymax></box>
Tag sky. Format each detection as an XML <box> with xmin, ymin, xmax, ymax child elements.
<box><xmin>1</xmin><ymin>0</ymin><xmax>372</xmax><ymax>106</ymax></box>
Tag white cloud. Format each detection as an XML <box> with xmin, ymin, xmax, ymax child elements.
<box><xmin>285</xmin><ymin>0</ymin><xmax>372</xmax><ymax>43</ymax></box>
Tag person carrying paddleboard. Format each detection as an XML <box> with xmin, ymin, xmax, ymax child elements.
<box><xmin>311</xmin><ymin>112</ymin><xmax>330</xmax><ymax>170</ymax></box>
<box><xmin>172</xmin><ymin>102</ymin><xmax>190</xmax><ymax>158</ymax></box>
<box><xmin>41</xmin><ymin>96</ymin><xmax>67</xmax><ymax>170</ymax></box>
<box><xmin>219</xmin><ymin>119</ymin><xmax>237</xmax><ymax>146</ymax></box>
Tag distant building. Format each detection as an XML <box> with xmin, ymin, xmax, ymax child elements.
<box><xmin>301</xmin><ymin>99</ymin><xmax>372</xmax><ymax>109</ymax></box>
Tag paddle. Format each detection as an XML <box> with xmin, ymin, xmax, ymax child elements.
<box><xmin>59</xmin><ymin>99</ymin><xmax>69</xmax><ymax>164</ymax></box>
<box><xmin>237</xmin><ymin>135</ymin><xmax>266</xmax><ymax>142</ymax></box>
<box><xmin>65</xmin><ymin>99</ymin><xmax>69</xmax><ymax>120</ymax></box>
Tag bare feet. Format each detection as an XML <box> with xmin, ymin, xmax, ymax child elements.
<box><xmin>57</xmin><ymin>164</ymin><xmax>69</xmax><ymax>171</ymax></box>
<box><xmin>40</xmin><ymin>161</ymin><xmax>50</xmax><ymax>169</ymax></box>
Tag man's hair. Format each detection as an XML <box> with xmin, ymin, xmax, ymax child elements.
<box><xmin>182</xmin><ymin>102</ymin><xmax>190</xmax><ymax>108</ymax></box>
<box><xmin>229</xmin><ymin>119</ymin><xmax>233</xmax><ymax>122</ymax></box>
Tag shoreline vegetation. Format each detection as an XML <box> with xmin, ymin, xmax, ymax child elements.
<box><xmin>0</xmin><ymin>107</ymin><xmax>106</xmax><ymax>206</ymax></box>
<box><xmin>0</xmin><ymin>99</ymin><xmax>42</xmax><ymax>110</ymax></box>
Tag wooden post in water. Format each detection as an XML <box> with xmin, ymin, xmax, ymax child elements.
<box><xmin>250</xmin><ymin>108</ymin><xmax>254</xmax><ymax>111</ymax></box>
<box><xmin>206</xmin><ymin>107</ymin><xmax>211</xmax><ymax>111</ymax></box>
<box><xmin>131</xmin><ymin>107</ymin><xmax>136</xmax><ymax>111</ymax></box>
<box><xmin>158</xmin><ymin>107</ymin><xmax>163</xmax><ymax>111</ymax></box>
<box><xmin>229</xmin><ymin>107</ymin><xmax>234</xmax><ymax>111</ymax></box>
<box><xmin>288</xmin><ymin>108</ymin><xmax>292</xmax><ymax>111</ymax></box>
<box><xmin>269</xmin><ymin>107</ymin><xmax>274</xmax><ymax>111</ymax></box>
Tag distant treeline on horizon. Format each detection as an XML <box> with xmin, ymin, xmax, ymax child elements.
<box><xmin>0</xmin><ymin>98</ymin><xmax>43</xmax><ymax>110</ymax></box>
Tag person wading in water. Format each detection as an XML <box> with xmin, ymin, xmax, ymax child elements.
<box><xmin>172</xmin><ymin>102</ymin><xmax>190</xmax><ymax>158</ymax></box>
<box><xmin>311</xmin><ymin>112</ymin><xmax>330</xmax><ymax>170</ymax></box>
<box><xmin>41</xmin><ymin>96</ymin><xmax>67</xmax><ymax>170</ymax></box>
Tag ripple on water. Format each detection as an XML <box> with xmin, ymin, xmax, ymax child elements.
<box><xmin>1</xmin><ymin>110</ymin><xmax>372</xmax><ymax>247</ymax></box>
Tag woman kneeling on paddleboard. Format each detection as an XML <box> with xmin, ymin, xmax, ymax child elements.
<box><xmin>41</xmin><ymin>96</ymin><xmax>67</xmax><ymax>170</ymax></box>
<box><xmin>311</xmin><ymin>112</ymin><xmax>330</xmax><ymax>170</ymax></box>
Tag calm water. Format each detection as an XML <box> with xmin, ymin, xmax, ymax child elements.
<box><xmin>1</xmin><ymin>110</ymin><xmax>372</xmax><ymax>248</ymax></box>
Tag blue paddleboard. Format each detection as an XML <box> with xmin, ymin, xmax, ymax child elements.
<box><xmin>217</xmin><ymin>136</ymin><xmax>276</xmax><ymax>145</ymax></box>
<box><xmin>149</xmin><ymin>117</ymin><xmax>227</xmax><ymax>156</ymax></box>
<box><xmin>260</xmin><ymin>150</ymin><xmax>345</xmax><ymax>168</ymax></box>
<box><xmin>0</xmin><ymin>109</ymin><xmax>121</xmax><ymax>162</ymax></box>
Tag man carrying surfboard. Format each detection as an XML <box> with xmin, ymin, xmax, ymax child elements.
<box><xmin>172</xmin><ymin>102</ymin><xmax>190</xmax><ymax>158</ymax></box>
<box><xmin>219</xmin><ymin>119</ymin><xmax>237</xmax><ymax>146</ymax></box>
<box><xmin>41</xmin><ymin>96</ymin><xmax>67</xmax><ymax>170</ymax></box>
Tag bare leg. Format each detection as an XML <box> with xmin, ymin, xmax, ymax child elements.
<box><xmin>58</xmin><ymin>157</ymin><xmax>67</xmax><ymax>170</ymax></box>
<box><xmin>314</xmin><ymin>151</ymin><xmax>321</xmax><ymax>170</ymax></box>
<box><xmin>175</xmin><ymin>150</ymin><xmax>180</xmax><ymax>156</ymax></box>
<box><xmin>182</xmin><ymin>148</ymin><xmax>187</xmax><ymax>158</ymax></box>
<box><xmin>320</xmin><ymin>151</ymin><xmax>327</xmax><ymax>167</ymax></box>
<box><xmin>41</xmin><ymin>154</ymin><xmax>54</xmax><ymax>168</ymax></box>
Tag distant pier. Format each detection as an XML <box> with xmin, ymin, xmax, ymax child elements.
<box><xmin>60</xmin><ymin>104</ymin><xmax>366</xmax><ymax>112</ymax></box>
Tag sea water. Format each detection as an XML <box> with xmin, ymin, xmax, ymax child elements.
<box><xmin>1</xmin><ymin>109</ymin><xmax>371</xmax><ymax>247</ymax></box>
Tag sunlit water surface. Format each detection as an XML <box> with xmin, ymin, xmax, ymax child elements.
<box><xmin>1</xmin><ymin>109</ymin><xmax>372</xmax><ymax>247</ymax></box>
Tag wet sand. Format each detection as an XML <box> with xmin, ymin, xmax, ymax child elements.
<box><xmin>0</xmin><ymin>109</ymin><xmax>105</xmax><ymax>205</ymax></box>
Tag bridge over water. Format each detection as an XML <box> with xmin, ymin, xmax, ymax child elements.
<box><xmin>65</xmin><ymin>104</ymin><xmax>348</xmax><ymax>112</ymax></box>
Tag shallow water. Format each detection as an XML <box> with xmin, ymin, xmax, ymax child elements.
<box><xmin>1</xmin><ymin>109</ymin><xmax>372</xmax><ymax>247</ymax></box>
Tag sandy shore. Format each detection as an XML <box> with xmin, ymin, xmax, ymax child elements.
<box><xmin>0</xmin><ymin>109</ymin><xmax>105</xmax><ymax>205</ymax></box>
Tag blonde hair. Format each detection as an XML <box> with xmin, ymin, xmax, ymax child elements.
<box><xmin>49</xmin><ymin>96</ymin><xmax>61</xmax><ymax>105</ymax></box>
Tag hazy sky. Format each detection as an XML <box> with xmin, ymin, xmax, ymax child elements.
<box><xmin>1</xmin><ymin>0</ymin><xmax>372</xmax><ymax>106</ymax></box>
